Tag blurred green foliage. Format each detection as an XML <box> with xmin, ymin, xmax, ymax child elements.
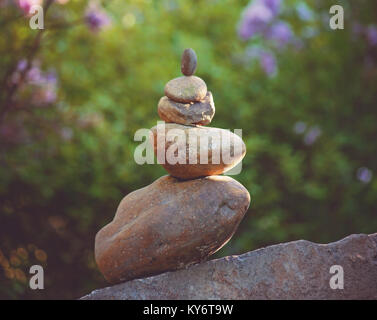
<box><xmin>0</xmin><ymin>0</ymin><xmax>376</xmax><ymax>299</ymax></box>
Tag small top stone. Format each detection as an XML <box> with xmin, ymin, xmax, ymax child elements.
<box><xmin>181</xmin><ymin>48</ymin><xmax>197</xmax><ymax>76</ymax></box>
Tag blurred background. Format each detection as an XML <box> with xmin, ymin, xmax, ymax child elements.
<box><xmin>0</xmin><ymin>0</ymin><xmax>376</xmax><ymax>299</ymax></box>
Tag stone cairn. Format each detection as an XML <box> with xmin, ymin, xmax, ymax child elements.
<box><xmin>95</xmin><ymin>49</ymin><xmax>251</xmax><ymax>284</ymax></box>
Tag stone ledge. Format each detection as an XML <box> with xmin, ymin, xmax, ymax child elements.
<box><xmin>82</xmin><ymin>233</ymin><xmax>377</xmax><ymax>300</ymax></box>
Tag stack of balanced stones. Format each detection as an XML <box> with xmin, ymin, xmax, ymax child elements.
<box><xmin>95</xmin><ymin>49</ymin><xmax>251</xmax><ymax>284</ymax></box>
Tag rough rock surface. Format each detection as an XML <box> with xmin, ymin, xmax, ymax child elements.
<box><xmin>164</xmin><ymin>76</ymin><xmax>207</xmax><ymax>103</ymax></box>
<box><xmin>158</xmin><ymin>92</ymin><xmax>215</xmax><ymax>125</ymax></box>
<box><xmin>95</xmin><ymin>175</ymin><xmax>250</xmax><ymax>284</ymax></box>
<box><xmin>151</xmin><ymin>123</ymin><xmax>246</xmax><ymax>180</ymax></box>
<box><xmin>84</xmin><ymin>233</ymin><xmax>377</xmax><ymax>300</ymax></box>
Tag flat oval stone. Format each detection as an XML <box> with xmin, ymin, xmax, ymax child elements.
<box><xmin>158</xmin><ymin>92</ymin><xmax>215</xmax><ymax>125</ymax></box>
<box><xmin>95</xmin><ymin>175</ymin><xmax>250</xmax><ymax>283</ymax></box>
<box><xmin>181</xmin><ymin>48</ymin><xmax>197</xmax><ymax>76</ymax></box>
<box><xmin>164</xmin><ymin>76</ymin><xmax>207</xmax><ymax>103</ymax></box>
<box><xmin>151</xmin><ymin>123</ymin><xmax>246</xmax><ymax>180</ymax></box>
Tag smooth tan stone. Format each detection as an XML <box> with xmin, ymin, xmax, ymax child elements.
<box><xmin>157</xmin><ymin>92</ymin><xmax>215</xmax><ymax>125</ymax></box>
<box><xmin>95</xmin><ymin>175</ymin><xmax>251</xmax><ymax>284</ymax></box>
<box><xmin>164</xmin><ymin>76</ymin><xmax>207</xmax><ymax>103</ymax></box>
<box><xmin>151</xmin><ymin>123</ymin><xmax>246</xmax><ymax>180</ymax></box>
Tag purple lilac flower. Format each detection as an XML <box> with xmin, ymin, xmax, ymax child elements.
<box><xmin>38</xmin><ymin>71</ymin><xmax>58</xmax><ymax>105</ymax></box>
<box><xmin>13</xmin><ymin>59</ymin><xmax>59</xmax><ymax>105</ymax></box>
<box><xmin>296</xmin><ymin>2</ymin><xmax>314</xmax><ymax>21</ymax></box>
<box><xmin>27</xmin><ymin>66</ymin><xmax>44</xmax><ymax>85</ymax></box>
<box><xmin>42</xmin><ymin>86</ymin><xmax>57</xmax><ymax>104</ymax></box>
<box><xmin>45</xmin><ymin>71</ymin><xmax>58</xmax><ymax>86</ymax></box>
<box><xmin>85</xmin><ymin>2</ymin><xmax>111</xmax><ymax>32</ymax></box>
<box><xmin>303</xmin><ymin>126</ymin><xmax>321</xmax><ymax>145</ymax></box>
<box><xmin>366</xmin><ymin>25</ymin><xmax>377</xmax><ymax>47</ymax></box>
<box><xmin>263</xmin><ymin>0</ymin><xmax>281</xmax><ymax>15</ymax></box>
<box><xmin>357</xmin><ymin>167</ymin><xmax>373</xmax><ymax>184</ymax></box>
<box><xmin>293</xmin><ymin>121</ymin><xmax>307</xmax><ymax>134</ymax></box>
<box><xmin>244</xmin><ymin>46</ymin><xmax>277</xmax><ymax>76</ymax></box>
<box><xmin>259</xmin><ymin>50</ymin><xmax>277</xmax><ymax>76</ymax></box>
<box><xmin>238</xmin><ymin>0</ymin><xmax>277</xmax><ymax>40</ymax></box>
<box><xmin>265</xmin><ymin>21</ymin><xmax>294</xmax><ymax>48</ymax></box>
<box><xmin>352</xmin><ymin>23</ymin><xmax>377</xmax><ymax>47</ymax></box>
<box><xmin>17</xmin><ymin>59</ymin><xmax>28</xmax><ymax>72</ymax></box>
<box><xmin>11</xmin><ymin>59</ymin><xmax>28</xmax><ymax>84</ymax></box>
